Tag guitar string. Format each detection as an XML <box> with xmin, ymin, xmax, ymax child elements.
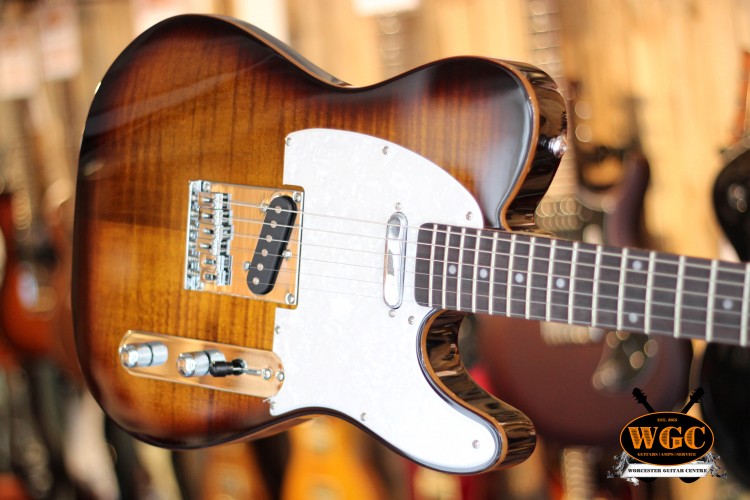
<box><xmin>219</xmin><ymin>223</ymin><xmax>749</xmax><ymax>300</ymax></box>
<box><xmin>224</xmin><ymin>250</ymin><xmax>746</xmax><ymax>329</ymax></box>
<box><xmin>221</xmin><ymin>204</ymin><xmax>749</xmax><ymax>279</ymax></box>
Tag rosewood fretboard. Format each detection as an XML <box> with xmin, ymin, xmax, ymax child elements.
<box><xmin>414</xmin><ymin>223</ymin><xmax>750</xmax><ymax>347</ymax></box>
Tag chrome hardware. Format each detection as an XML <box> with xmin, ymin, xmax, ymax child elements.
<box><xmin>543</xmin><ymin>134</ymin><xmax>568</xmax><ymax>158</ymax></box>
<box><xmin>176</xmin><ymin>350</ymin><xmax>225</xmax><ymax>377</ymax></box>
<box><xmin>120</xmin><ymin>331</ymin><xmax>284</xmax><ymax>397</ymax></box>
<box><xmin>120</xmin><ymin>341</ymin><xmax>168</xmax><ymax>368</ymax></box>
<box><xmin>183</xmin><ymin>180</ymin><xmax>302</xmax><ymax>305</ymax></box>
<box><xmin>383</xmin><ymin>212</ymin><xmax>407</xmax><ymax>309</ymax></box>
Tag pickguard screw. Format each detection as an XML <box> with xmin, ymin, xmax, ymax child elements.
<box><xmin>472</xmin><ymin>440</ymin><xmax>480</xmax><ymax>449</ymax></box>
<box><xmin>270</xmin><ymin>401</ymin><xmax>276</xmax><ymax>410</ymax></box>
<box><xmin>275</xmin><ymin>326</ymin><xmax>281</xmax><ymax>335</ymax></box>
<box><xmin>395</xmin><ymin>202</ymin><xmax>402</xmax><ymax>211</ymax></box>
<box><xmin>260</xmin><ymin>202</ymin><xmax>269</xmax><ymax>213</ymax></box>
<box><xmin>276</xmin><ymin>371</ymin><xmax>285</xmax><ymax>381</ymax></box>
<box><xmin>285</xmin><ymin>137</ymin><xmax>292</xmax><ymax>146</ymax></box>
<box><xmin>466</xmin><ymin>212</ymin><xmax>473</xmax><ymax>221</ymax></box>
<box><xmin>382</xmin><ymin>146</ymin><xmax>389</xmax><ymax>155</ymax></box>
<box><xmin>243</xmin><ymin>261</ymin><xmax>251</xmax><ymax>270</ymax></box>
<box><xmin>388</xmin><ymin>310</ymin><xmax>396</xmax><ymax>317</ymax></box>
<box><xmin>285</xmin><ymin>293</ymin><xmax>296</xmax><ymax>305</ymax></box>
<box><xmin>293</xmin><ymin>192</ymin><xmax>303</xmax><ymax>203</ymax></box>
<box><xmin>282</xmin><ymin>249</ymin><xmax>293</xmax><ymax>260</ymax></box>
<box><xmin>408</xmin><ymin>316</ymin><xmax>415</xmax><ymax>325</ymax></box>
<box><xmin>360</xmin><ymin>413</ymin><xmax>367</xmax><ymax>421</ymax></box>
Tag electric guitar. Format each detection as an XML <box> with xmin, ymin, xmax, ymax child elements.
<box><xmin>73</xmin><ymin>14</ymin><xmax>750</xmax><ymax>475</ymax></box>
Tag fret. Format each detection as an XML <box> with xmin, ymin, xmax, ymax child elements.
<box><xmin>571</xmin><ymin>242</ymin><xmax>595</xmax><ymax>325</ymax></box>
<box><xmin>456</xmin><ymin>228</ymin><xmax>466</xmax><ymax>311</ymax></box>
<box><xmin>592</xmin><ymin>246</ymin><xmax>602</xmax><ymax>326</ymax></box>
<box><xmin>471</xmin><ymin>229</ymin><xmax>480</xmax><ymax>313</ymax></box>
<box><xmin>488</xmin><ymin>232</ymin><xmax>498</xmax><ymax>315</ymax></box>
<box><xmin>706</xmin><ymin>260</ymin><xmax>718</xmax><ymax>343</ymax></box>
<box><xmin>711</xmin><ymin>260</ymin><xmax>746</xmax><ymax>345</ymax></box>
<box><xmin>490</xmin><ymin>233</ymin><xmax>510</xmax><ymax>316</ymax></box>
<box><xmin>743</xmin><ymin>263</ymin><xmax>750</xmax><ymax>346</ymax></box>
<box><xmin>442</xmin><ymin>227</ymin><xmax>462</xmax><ymax>311</ymax></box>
<box><xmin>674</xmin><ymin>256</ymin><xmax>686</xmax><ymax>338</ymax></box>
<box><xmin>651</xmin><ymin>254</ymin><xmax>679</xmax><ymax>336</ymax></box>
<box><xmin>679</xmin><ymin>256</ymin><xmax>711</xmax><ymax>340</ymax></box>
<box><xmin>428</xmin><ymin>224</ymin><xmax>438</xmax><ymax>307</ymax></box>
<box><xmin>528</xmin><ymin>237</ymin><xmax>551</xmax><ymax>321</ymax></box>
<box><xmin>413</xmin><ymin>224</ymin><xmax>434</xmax><ymax>308</ymax></box>
<box><xmin>525</xmin><ymin>237</ymin><xmax>536</xmax><ymax>319</ymax></box>
<box><xmin>616</xmin><ymin>248</ymin><xmax>629</xmax><ymax>331</ymax></box>
<box><xmin>507</xmin><ymin>234</ymin><xmax>530</xmax><ymax>318</ymax></box>
<box><xmin>457</xmin><ymin>228</ymin><xmax>477</xmax><ymax>312</ymax></box>
<box><xmin>548</xmin><ymin>239</ymin><xmax>573</xmax><ymax>323</ymax></box>
<box><xmin>506</xmin><ymin>234</ymin><xmax>516</xmax><ymax>316</ymax></box>
<box><xmin>620</xmin><ymin>249</ymin><xmax>650</xmax><ymax>334</ymax></box>
<box><xmin>644</xmin><ymin>251</ymin><xmax>656</xmax><ymax>333</ymax></box>
<box><xmin>594</xmin><ymin>248</ymin><xmax>622</xmax><ymax>330</ymax></box>
<box><xmin>473</xmin><ymin>229</ymin><xmax>494</xmax><ymax>314</ymax></box>
<box><xmin>545</xmin><ymin>239</ymin><xmax>557</xmax><ymax>321</ymax></box>
<box><xmin>568</xmin><ymin>242</ymin><xmax>578</xmax><ymax>324</ymax></box>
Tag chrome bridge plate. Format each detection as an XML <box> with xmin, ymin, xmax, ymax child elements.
<box><xmin>119</xmin><ymin>330</ymin><xmax>285</xmax><ymax>397</ymax></box>
<box><xmin>184</xmin><ymin>180</ymin><xmax>302</xmax><ymax>305</ymax></box>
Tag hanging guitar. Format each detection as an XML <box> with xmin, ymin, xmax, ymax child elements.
<box><xmin>74</xmin><ymin>14</ymin><xmax>750</xmax><ymax>475</ymax></box>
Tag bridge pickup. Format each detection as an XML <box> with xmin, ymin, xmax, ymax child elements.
<box><xmin>247</xmin><ymin>196</ymin><xmax>297</xmax><ymax>295</ymax></box>
<box><xmin>184</xmin><ymin>180</ymin><xmax>302</xmax><ymax>305</ymax></box>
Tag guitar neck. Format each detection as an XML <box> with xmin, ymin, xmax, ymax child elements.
<box><xmin>414</xmin><ymin>223</ymin><xmax>750</xmax><ymax>347</ymax></box>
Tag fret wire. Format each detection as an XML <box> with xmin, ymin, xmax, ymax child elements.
<box><xmin>674</xmin><ymin>256</ymin><xmax>686</xmax><ymax>338</ymax></box>
<box><xmin>568</xmin><ymin>242</ymin><xmax>578</xmax><ymax>324</ymax></box>
<box><xmin>472</xmin><ymin>228</ymin><xmax>480</xmax><ymax>313</ymax></box>
<box><xmin>617</xmin><ymin>248</ymin><xmax>629</xmax><ymax>331</ymax></box>
<box><xmin>526</xmin><ymin>236</ymin><xmax>535</xmax><ymax>320</ymax></box>
<box><xmin>743</xmin><ymin>263</ymin><xmax>750</xmax><ymax>347</ymax></box>
<box><xmin>412</xmin><ymin>226</ymin><xmax>748</xmax><ymax>277</ymax></box>
<box><xmin>422</xmin><ymin>252</ymin><xmax>745</xmax><ymax>305</ymax></box>
<box><xmin>592</xmin><ymin>246</ymin><xmax>602</xmax><ymax>327</ymax></box>
<box><xmin>417</xmin><ymin>227</ymin><xmax>749</xmax><ymax>291</ymax></box>
<box><xmin>428</xmin><ymin>223</ymin><xmax>437</xmax><ymax>308</ymax></box>
<box><xmin>457</xmin><ymin>227</ymin><xmax>466</xmax><ymax>311</ymax></box>
<box><xmin>442</xmin><ymin>226</ymin><xmax>450</xmax><ymax>311</ymax></box>
<box><xmin>546</xmin><ymin>239</ymin><xmax>557</xmax><ymax>322</ymax></box>
<box><xmin>507</xmin><ymin>233</ymin><xmax>517</xmax><ymax>314</ymax></box>
<box><xmin>707</xmin><ymin>260</ymin><xmax>718</xmax><ymax>343</ymax></box>
<box><xmin>489</xmin><ymin>232</ymin><xmax>497</xmax><ymax>315</ymax></box>
<box><xmin>645</xmin><ymin>251</ymin><xmax>655</xmax><ymax>333</ymax></box>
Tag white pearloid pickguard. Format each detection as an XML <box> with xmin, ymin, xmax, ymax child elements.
<box><xmin>271</xmin><ymin>129</ymin><xmax>500</xmax><ymax>473</ymax></box>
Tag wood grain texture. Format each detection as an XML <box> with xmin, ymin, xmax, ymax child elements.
<box><xmin>73</xmin><ymin>15</ymin><xmax>564</xmax><ymax>447</ymax></box>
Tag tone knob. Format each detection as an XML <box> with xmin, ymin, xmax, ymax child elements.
<box><xmin>176</xmin><ymin>350</ymin><xmax>225</xmax><ymax>377</ymax></box>
<box><xmin>120</xmin><ymin>342</ymin><xmax>168</xmax><ymax>368</ymax></box>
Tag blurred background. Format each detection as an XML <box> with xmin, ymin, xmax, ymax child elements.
<box><xmin>2</xmin><ymin>0</ymin><xmax>750</xmax><ymax>498</ymax></box>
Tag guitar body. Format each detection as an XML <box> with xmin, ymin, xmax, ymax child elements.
<box><xmin>73</xmin><ymin>15</ymin><xmax>565</xmax><ymax>474</ymax></box>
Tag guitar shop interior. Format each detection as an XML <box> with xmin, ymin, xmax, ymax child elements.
<box><xmin>1</xmin><ymin>0</ymin><xmax>749</xmax><ymax>499</ymax></box>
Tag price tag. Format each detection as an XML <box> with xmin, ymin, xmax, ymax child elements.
<box><xmin>38</xmin><ymin>1</ymin><xmax>83</xmax><ymax>81</ymax></box>
<box><xmin>0</xmin><ymin>24</ymin><xmax>40</xmax><ymax>99</ymax></box>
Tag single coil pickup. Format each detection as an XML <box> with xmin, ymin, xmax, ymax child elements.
<box><xmin>246</xmin><ymin>195</ymin><xmax>297</xmax><ymax>295</ymax></box>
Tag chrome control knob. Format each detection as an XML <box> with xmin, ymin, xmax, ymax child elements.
<box><xmin>176</xmin><ymin>350</ymin><xmax>226</xmax><ymax>377</ymax></box>
<box><xmin>120</xmin><ymin>342</ymin><xmax>168</xmax><ymax>368</ymax></box>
